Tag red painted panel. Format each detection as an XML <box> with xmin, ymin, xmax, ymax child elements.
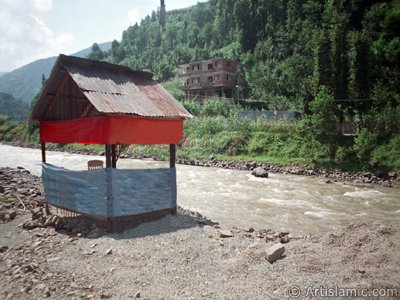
<box><xmin>40</xmin><ymin>116</ymin><xmax>183</xmax><ymax>144</ymax></box>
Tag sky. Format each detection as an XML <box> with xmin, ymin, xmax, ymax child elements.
<box><xmin>0</xmin><ymin>0</ymin><xmax>204</xmax><ymax>73</ymax></box>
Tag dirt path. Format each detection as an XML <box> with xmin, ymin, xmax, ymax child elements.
<box><xmin>1</xmin><ymin>167</ymin><xmax>399</xmax><ymax>299</ymax></box>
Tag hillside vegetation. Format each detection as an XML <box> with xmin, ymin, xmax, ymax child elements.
<box><xmin>0</xmin><ymin>93</ymin><xmax>29</xmax><ymax>122</ymax></box>
<box><xmin>95</xmin><ymin>0</ymin><xmax>399</xmax><ymax>110</ymax></box>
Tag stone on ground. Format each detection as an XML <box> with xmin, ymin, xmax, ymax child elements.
<box><xmin>266</xmin><ymin>243</ymin><xmax>285</xmax><ymax>263</ymax></box>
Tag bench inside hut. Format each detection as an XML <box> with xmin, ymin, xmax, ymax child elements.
<box><xmin>30</xmin><ymin>54</ymin><xmax>192</xmax><ymax>231</ymax></box>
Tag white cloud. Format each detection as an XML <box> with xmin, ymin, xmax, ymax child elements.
<box><xmin>127</xmin><ymin>8</ymin><xmax>140</xmax><ymax>25</ymax></box>
<box><xmin>56</xmin><ymin>33</ymin><xmax>75</xmax><ymax>45</ymax></box>
<box><xmin>0</xmin><ymin>0</ymin><xmax>72</xmax><ymax>72</ymax></box>
<box><xmin>34</xmin><ymin>0</ymin><xmax>53</xmax><ymax>12</ymax></box>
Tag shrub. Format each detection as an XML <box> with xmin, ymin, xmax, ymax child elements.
<box><xmin>182</xmin><ymin>99</ymin><xmax>239</xmax><ymax>117</ymax></box>
<box><xmin>353</xmin><ymin>128</ymin><xmax>378</xmax><ymax>164</ymax></box>
<box><xmin>214</xmin><ymin>131</ymin><xmax>248</xmax><ymax>155</ymax></box>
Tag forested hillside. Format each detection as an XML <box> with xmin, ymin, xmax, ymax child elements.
<box><xmin>0</xmin><ymin>92</ymin><xmax>29</xmax><ymax>122</ymax></box>
<box><xmin>95</xmin><ymin>0</ymin><xmax>399</xmax><ymax>112</ymax></box>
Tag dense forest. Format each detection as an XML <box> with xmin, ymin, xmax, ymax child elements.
<box><xmin>0</xmin><ymin>92</ymin><xmax>28</xmax><ymax>122</ymax></box>
<box><xmin>92</xmin><ymin>0</ymin><xmax>399</xmax><ymax>110</ymax></box>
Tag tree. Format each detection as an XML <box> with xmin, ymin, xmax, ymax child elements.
<box><xmin>41</xmin><ymin>73</ymin><xmax>47</xmax><ymax>86</ymax></box>
<box><xmin>234</xmin><ymin>0</ymin><xmax>255</xmax><ymax>52</ymax></box>
<box><xmin>88</xmin><ymin>43</ymin><xmax>104</xmax><ymax>61</ymax></box>
<box><xmin>309</xmin><ymin>86</ymin><xmax>340</xmax><ymax>164</ymax></box>
<box><xmin>312</xmin><ymin>29</ymin><xmax>332</xmax><ymax>96</ymax></box>
<box><xmin>159</xmin><ymin>0</ymin><xmax>166</xmax><ymax>29</ymax></box>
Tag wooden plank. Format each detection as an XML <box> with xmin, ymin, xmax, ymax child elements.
<box><xmin>111</xmin><ymin>145</ymin><xmax>117</xmax><ymax>168</ymax></box>
<box><xmin>41</xmin><ymin>142</ymin><xmax>46</xmax><ymax>163</ymax></box>
<box><xmin>105</xmin><ymin>145</ymin><xmax>112</xmax><ymax>168</ymax></box>
<box><xmin>43</xmin><ymin>73</ymin><xmax>66</xmax><ymax>118</ymax></box>
<box><xmin>169</xmin><ymin>144</ymin><xmax>176</xmax><ymax>168</ymax></box>
<box><xmin>80</xmin><ymin>101</ymin><xmax>94</xmax><ymax>118</ymax></box>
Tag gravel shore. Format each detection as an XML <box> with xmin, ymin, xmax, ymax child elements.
<box><xmin>1</xmin><ymin>167</ymin><xmax>399</xmax><ymax>299</ymax></box>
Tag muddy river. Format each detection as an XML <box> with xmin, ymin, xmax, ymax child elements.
<box><xmin>1</xmin><ymin>144</ymin><xmax>399</xmax><ymax>235</ymax></box>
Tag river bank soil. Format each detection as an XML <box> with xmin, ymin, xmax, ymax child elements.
<box><xmin>1</xmin><ymin>167</ymin><xmax>399</xmax><ymax>299</ymax></box>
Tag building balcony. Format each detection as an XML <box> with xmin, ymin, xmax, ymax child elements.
<box><xmin>181</xmin><ymin>79</ymin><xmax>236</xmax><ymax>90</ymax></box>
<box><xmin>179</xmin><ymin>66</ymin><xmax>237</xmax><ymax>77</ymax></box>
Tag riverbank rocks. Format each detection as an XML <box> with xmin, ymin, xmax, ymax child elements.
<box><xmin>0</xmin><ymin>167</ymin><xmax>45</xmax><ymax>225</ymax></box>
<box><xmin>266</xmin><ymin>243</ymin><xmax>285</xmax><ymax>263</ymax></box>
<box><xmin>251</xmin><ymin>167</ymin><xmax>269</xmax><ymax>178</ymax></box>
<box><xmin>220</xmin><ymin>229</ymin><xmax>234</xmax><ymax>238</ymax></box>
<box><xmin>23</xmin><ymin>213</ymin><xmax>65</xmax><ymax>230</ymax></box>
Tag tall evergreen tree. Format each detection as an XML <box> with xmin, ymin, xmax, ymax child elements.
<box><xmin>159</xmin><ymin>0</ymin><xmax>166</xmax><ymax>29</ymax></box>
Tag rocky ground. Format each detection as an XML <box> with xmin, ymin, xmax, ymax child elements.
<box><xmin>1</xmin><ymin>167</ymin><xmax>399</xmax><ymax>299</ymax></box>
<box><xmin>3</xmin><ymin>140</ymin><xmax>399</xmax><ymax>187</ymax></box>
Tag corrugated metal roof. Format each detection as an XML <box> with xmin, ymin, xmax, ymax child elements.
<box><xmin>31</xmin><ymin>54</ymin><xmax>192</xmax><ymax>120</ymax></box>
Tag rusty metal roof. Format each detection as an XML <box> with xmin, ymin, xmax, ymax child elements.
<box><xmin>31</xmin><ymin>54</ymin><xmax>192</xmax><ymax>120</ymax></box>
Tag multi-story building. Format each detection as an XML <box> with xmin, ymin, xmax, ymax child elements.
<box><xmin>179</xmin><ymin>58</ymin><xmax>238</xmax><ymax>99</ymax></box>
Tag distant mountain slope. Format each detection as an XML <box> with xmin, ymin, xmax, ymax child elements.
<box><xmin>0</xmin><ymin>92</ymin><xmax>29</xmax><ymax>121</ymax></box>
<box><xmin>0</xmin><ymin>72</ymin><xmax>5</xmax><ymax>78</ymax></box>
<box><xmin>0</xmin><ymin>42</ymin><xmax>111</xmax><ymax>104</ymax></box>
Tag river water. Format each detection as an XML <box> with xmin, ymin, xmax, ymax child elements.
<box><xmin>1</xmin><ymin>144</ymin><xmax>399</xmax><ymax>235</ymax></box>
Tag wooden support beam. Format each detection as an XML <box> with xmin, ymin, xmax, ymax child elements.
<box><xmin>111</xmin><ymin>145</ymin><xmax>117</xmax><ymax>168</ymax></box>
<box><xmin>41</xmin><ymin>142</ymin><xmax>46</xmax><ymax>163</ymax></box>
<box><xmin>105</xmin><ymin>145</ymin><xmax>112</xmax><ymax>168</ymax></box>
<box><xmin>169</xmin><ymin>144</ymin><xmax>176</xmax><ymax>168</ymax></box>
<box><xmin>41</xmin><ymin>142</ymin><xmax>50</xmax><ymax>215</ymax></box>
<box><xmin>43</xmin><ymin>73</ymin><xmax>66</xmax><ymax>118</ymax></box>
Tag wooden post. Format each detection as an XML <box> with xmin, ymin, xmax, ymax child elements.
<box><xmin>41</xmin><ymin>142</ymin><xmax>50</xmax><ymax>215</ymax></box>
<box><xmin>105</xmin><ymin>145</ymin><xmax>112</xmax><ymax>168</ymax></box>
<box><xmin>41</xmin><ymin>142</ymin><xmax>46</xmax><ymax>163</ymax></box>
<box><xmin>111</xmin><ymin>145</ymin><xmax>117</xmax><ymax>168</ymax></box>
<box><xmin>169</xmin><ymin>144</ymin><xmax>176</xmax><ymax>168</ymax></box>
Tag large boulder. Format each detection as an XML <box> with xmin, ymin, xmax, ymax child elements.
<box><xmin>266</xmin><ymin>243</ymin><xmax>285</xmax><ymax>263</ymax></box>
<box><xmin>251</xmin><ymin>167</ymin><xmax>269</xmax><ymax>178</ymax></box>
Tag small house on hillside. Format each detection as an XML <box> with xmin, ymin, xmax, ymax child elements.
<box><xmin>31</xmin><ymin>54</ymin><xmax>192</xmax><ymax>231</ymax></box>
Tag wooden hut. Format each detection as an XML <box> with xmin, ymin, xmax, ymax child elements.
<box><xmin>31</xmin><ymin>54</ymin><xmax>192</xmax><ymax>231</ymax></box>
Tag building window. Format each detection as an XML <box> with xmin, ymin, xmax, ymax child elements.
<box><xmin>215</xmin><ymin>74</ymin><xmax>220</xmax><ymax>81</ymax></box>
<box><xmin>207</xmin><ymin>76</ymin><xmax>213</xmax><ymax>82</ymax></box>
<box><xmin>226</xmin><ymin>61</ymin><xmax>231</xmax><ymax>67</ymax></box>
<box><xmin>208</xmin><ymin>63</ymin><xmax>213</xmax><ymax>70</ymax></box>
<box><xmin>192</xmin><ymin>64</ymin><xmax>201</xmax><ymax>71</ymax></box>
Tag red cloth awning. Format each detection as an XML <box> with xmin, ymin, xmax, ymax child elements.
<box><xmin>40</xmin><ymin>116</ymin><xmax>183</xmax><ymax>144</ymax></box>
